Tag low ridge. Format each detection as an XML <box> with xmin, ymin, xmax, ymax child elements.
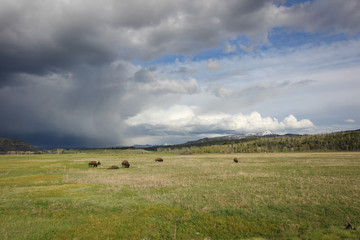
<box><xmin>0</xmin><ymin>138</ymin><xmax>40</xmax><ymax>154</ymax></box>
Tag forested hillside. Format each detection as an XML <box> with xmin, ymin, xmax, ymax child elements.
<box><xmin>0</xmin><ymin>138</ymin><xmax>40</xmax><ymax>154</ymax></box>
<box><xmin>155</xmin><ymin>130</ymin><xmax>360</xmax><ymax>153</ymax></box>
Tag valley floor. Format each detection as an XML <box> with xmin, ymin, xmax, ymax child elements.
<box><xmin>0</xmin><ymin>151</ymin><xmax>359</xmax><ymax>239</ymax></box>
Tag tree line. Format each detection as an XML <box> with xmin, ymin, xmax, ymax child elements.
<box><xmin>154</xmin><ymin>130</ymin><xmax>360</xmax><ymax>153</ymax></box>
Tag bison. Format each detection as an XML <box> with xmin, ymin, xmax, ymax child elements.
<box><xmin>97</xmin><ymin>161</ymin><xmax>101</xmax><ymax>166</ymax></box>
<box><xmin>346</xmin><ymin>221</ymin><xmax>356</xmax><ymax>230</ymax></box>
<box><xmin>88</xmin><ymin>161</ymin><xmax>98</xmax><ymax>167</ymax></box>
<box><xmin>234</xmin><ymin>158</ymin><xmax>238</xmax><ymax>163</ymax></box>
<box><xmin>155</xmin><ymin>158</ymin><xmax>163</xmax><ymax>162</ymax></box>
<box><xmin>107</xmin><ymin>165</ymin><xmax>119</xmax><ymax>169</ymax></box>
<box><xmin>122</xmin><ymin>160</ymin><xmax>130</xmax><ymax>168</ymax></box>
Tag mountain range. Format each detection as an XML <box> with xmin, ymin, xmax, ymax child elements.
<box><xmin>140</xmin><ymin>131</ymin><xmax>301</xmax><ymax>150</ymax></box>
<box><xmin>183</xmin><ymin>131</ymin><xmax>280</xmax><ymax>145</ymax></box>
<box><xmin>1</xmin><ymin>130</ymin><xmax>359</xmax><ymax>152</ymax></box>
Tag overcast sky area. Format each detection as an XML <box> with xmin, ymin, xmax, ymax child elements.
<box><xmin>1</xmin><ymin>0</ymin><xmax>360</xmax><ymax>149</ymax></box>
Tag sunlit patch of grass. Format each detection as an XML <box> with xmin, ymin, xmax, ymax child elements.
<box><xmin>0</xmin><ymin>174</ymin><xmax>63</xmax><ymax>186</ymax></box>
<box><xmin>2</xmin><ymin>183</ymin><xmax>91</xmax><ymax>200</ymax></box>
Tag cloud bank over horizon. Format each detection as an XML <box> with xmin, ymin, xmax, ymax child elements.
<box><xmin>0</xmin><ymin>0</ymin><xmax>359</xmax><ymax>148</ymax></box>
<box><xmin>126</xmin><ymin>107</ymin><xmax>314</xmax><ymax>144</ymax></box>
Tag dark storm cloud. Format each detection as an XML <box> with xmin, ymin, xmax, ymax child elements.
<box><xmin>1</xmin><ymin>0</ymin><xmax>359</xmax><ymax>148</ymax></box>
<box><xmin>279</xmin><ymin>0</ymin><xmax>360</xmax><ymax>34</ymax></box>
<box><xmin>1</xmin><ymin>0</ymin><xmax>359</xmax><ymax>77</ymax></box>
<box><xmin>0</xmin><ymin>60</ymin><xmax>201</xmax><ymax>148</ymax></box>
<box><xmin>0</xmin><ymin>1</ymin><xmax>117</xmax><ymax>76</ymax></box>
<box><xmin>0</xmin><ymin>0</ymin><xmax>281</xmax><ymax>78</ymax></box>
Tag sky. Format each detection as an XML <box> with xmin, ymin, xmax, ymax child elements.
<box><xmin>0</xmin><ymin>0</ymin><xmax>360</xmax><ymax>149</ymax></box>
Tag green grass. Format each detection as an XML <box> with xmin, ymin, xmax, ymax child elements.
<box><xmin>1</xmin><ymin>151</ymin><xmax>360</xmax><ymax>239</ymax></box>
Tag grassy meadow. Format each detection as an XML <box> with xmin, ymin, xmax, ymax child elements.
<box><xmin>0</xmin><ymin>151</ymin><xmax>360</xmax><ymax>239</ymax></box>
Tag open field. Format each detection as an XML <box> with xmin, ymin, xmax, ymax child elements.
<box><xmin>0</xmin><ymin>151</ymin><xmax>360</xmax><ymax>239</ymax></box>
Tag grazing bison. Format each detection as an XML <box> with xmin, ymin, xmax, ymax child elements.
<box><xmin>346</xmin><ymin>221</ymin><xmax>356</xmax><ymax>230</ymax></box>
<box><xmin>234</xmin><ymin>158</ymin><xmax>238</xmax><ymax>163</ymax></box>
<box><xmin>155</xmin><ymin>158</ymin><xmax>163</xmax><ymax>162</ymax></box>
<box><xmin>107</xmin><ymin>165</ymin><xmax>119</xmax><ymax>169</ymax></box>
<box><xmin>88</xmin><ymin>161</ymin><xmax>98</xmax><ymax>167</ymax></box>
<box><xmin>122</xmin><ymin>160</ymin><xmax>130</xmax><ymax>168</ymax></box>
<box><xmin>97</xmin><ymin>161</ymin><xmax>101</xmax><ymax>166</ymax></box>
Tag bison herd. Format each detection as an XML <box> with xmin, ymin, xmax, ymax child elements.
<box><xmin>88</xmin><ymin>157</ymin><xmax>240</xmax><ymax>169</ymax></box>
<box><xmin>88</xmin><ymin>157</ymin><xmax>163</xmax><ymax>170</ymax></box>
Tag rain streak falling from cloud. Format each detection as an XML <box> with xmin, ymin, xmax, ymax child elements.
<box><xmin>0</xmin><ymin>0</ymin><xmax>359</xmax><ymax>148</ymax></box>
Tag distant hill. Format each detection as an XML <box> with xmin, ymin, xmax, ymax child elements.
<box><xmin>183</xmin><ymin>131</ymin><xmax>281</xmax><ymax>145</ymax></box>
<box><xmin>148</xmin><ymin>130</ymin><xmax>360</xmax><ymax>153</ymax></box>
<box><xmin>0</xmin><ymin>138</ymin><xmax>40</xmax><ymax>154</ymax></box>
<box><xmin>144</xmin><ymin>131</ymin><xmax>292</xmax><ymax>150</ymax></box>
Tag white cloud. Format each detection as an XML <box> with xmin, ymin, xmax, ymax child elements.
<box><xmin>207</xmin><ymin>85</ymin><xmax>233</xmax><ymax>98</ymax></box>
<box><xmin>223</xmin><ymin>41</ymin><xmax>237</xmax><ymax>53</ymax></box>
<box><xmin>0</xmin><ymin>61</ymin><xmax>202</xmax><ymax>147</ymax></box>
<box><xmin>1</xmin><ymin>0</ymin><xmax>359</xmax><ymax>75</ymax></box>
<box><xmin>281</xmin><ymin>115</ymin><xmax>314</xmax><ymax>129</ymax></box>
<box><xmin>1</xmin><ymin>0</ymin><xmax>360</xmax><ymax>148</ymax></box>
<box><xmin>345</xmin><ymin>119</ymin><xmax>355</xmax><ymax>123</ymax></box>
<box><xmin>238</xmin><ymin>42</ymin><xmax>255</xmax><ymax>53</ymax></box>
<box><xmin>207</xmin><ymin>59</ymin><xmax>221</xmax><ymax>70</ymax></box>
<box><xmin>131</xmin><ymin>77</ymin><xmax>201</xmax><ymax>95</ymax></box>
<box><xmin>126</xmin><ymin>105</ymin><xmax>196</xmax><ymax>127</ymax></box>
<box><xmin>189</xmin><ymin>39</ymin><xmax>360</xmax><ymax>117</ymax></box>
<box><xmin>126</xmin><ymin>106</ymin><xmax>314</xmax><ymax>135</ymax></box>
<box><xmin>3</xmin><ymin>35</ymin><xmax>359</xmax><ymax>147</ymax></box>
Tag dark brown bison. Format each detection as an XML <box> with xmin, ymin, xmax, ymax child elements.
<box><xmin>88</xmin><ymin>161</ymin><xmax>98</xmax><ymax>167</ymax></box>
<box><xmin>234</xmin><ymin>158</ymin><xmax>238</xmax><ymax>163</ymax></box>
<box><xmin>346</xmin><ymin>221</ymin><xmax>356</xmax><ymax>230</ymax></box>
<box><xmin>122</xmin><ymin>160</ymin><xmax>130</xmax><ymax>168</ymax></box>
<box><xmin>97</xmin><ymin>161</ymin><xmax>101</xmax><ymax>166</ymax></box>
<box><xmin>107</xmin><ymin>165</ymin><xmax>119</xmax><ymax>169</ymax></box>
<box><xmin>155</xmin><ymin>158</ymin><xmax>163</xmax><ymax>162</ymax></box>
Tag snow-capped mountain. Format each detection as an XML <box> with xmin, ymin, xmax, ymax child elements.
<box><xmin>259</xmin><ymin>130</ymin><xmax>274</xmax><ymax>136</ymax></box>
<box><xmin>183</xmin><ymin>131</ymin><xmax>278</xmax><ymax>145</ymax></box>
